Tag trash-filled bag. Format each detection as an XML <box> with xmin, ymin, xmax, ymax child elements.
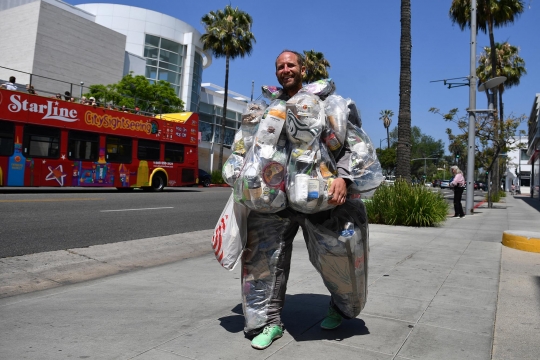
<box><xmin>223</xmin><ymin>101</ymin><xmax>268</xmax><ymax>186</ymax></box>
<box><xmin>323</xmin><ymin>94</ymin><xmax>349</xmax><ymax>156</ymax></box>
<box><xmin>303</xmin><ymin>198</ymin><xmax>369</xmax><ymax>318</ymax></box>
<box><xmin>345</xmin><ymin>123</ymin><xmax>385</xmax><ymax>192</ymax></box>
<box><xmin>285</xmin><ymin>92</ymin><xmax>337</xmax><ymax>213</ymax></box>
<box><xmin>233</xmin><ymin>100</ymin><xmax>289</xmax><ymax>213</ymax></box>
<box><xmin>300</xmin><ymin>78</ymin><xmax>336</xmax><ymax>100</ymax></box>
<box><xmin>211</xmin><ymin>192</ymin><xmax>250</xmax><ymax>270</ymax></box>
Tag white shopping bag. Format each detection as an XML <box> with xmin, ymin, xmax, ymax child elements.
<box><xmin>211</xmin><ymin>193</ymin><xmax>249</xmax><ymax>270</ymax></box>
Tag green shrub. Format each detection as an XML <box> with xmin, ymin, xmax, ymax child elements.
<box><xmin>499</xmin><ymin>190</ymin><xmax>506</xmax><ymax>198</ymax></box>
<box><xmin>364</xmin><ymin>180</ymin><xmax>449</xmax><ymax>227</ymax></box>
<box><xmin>211</xmin><ymin>170</ymin><xmax>224</xmax><ymax>185</ymax></box>
<box><xmin>486</xmin><ymin>191</ymin><xmax>501</xmax><ymax>202</ymax></box>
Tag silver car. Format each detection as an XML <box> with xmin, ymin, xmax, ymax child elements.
<box><xmin>440</xmin><ymin>179</ymin><xmax>451</xmax><ymax>189</ymax></box>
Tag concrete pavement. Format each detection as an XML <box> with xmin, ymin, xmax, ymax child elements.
<box><xmin>0</xmin><ymin>192</ymin><xmax>539</xmax><ymax>359</ymax></box>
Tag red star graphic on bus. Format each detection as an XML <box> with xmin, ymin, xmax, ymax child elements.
<box><xmin>45</xmin><ymin>165</ymin><xmax>67</xmax><ymax>186</ymax></box>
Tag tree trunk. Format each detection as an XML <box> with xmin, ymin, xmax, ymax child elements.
<box><xmin>217</xmin><ymin>55</ymin><xmax>230</xmax><ymax>172</ymax></box>
<box><xmin>386</xmin><ymin>126</ymin><xmax>390</xmax><ymax>149</ymax></box>
<box><xmin>396</xmin><ymin>0</ymin><xmax>412</xmax><ymax>182</ymax></box>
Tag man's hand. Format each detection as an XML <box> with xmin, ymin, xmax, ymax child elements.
<box><xmin>327</xmin><ymin>178</ymin><xmax>348</xmax><ymax>205</ymax></box>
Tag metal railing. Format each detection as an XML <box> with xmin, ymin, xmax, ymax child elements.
<box><xmin>0</xmin><ymin>65</ymin><xmax>174</xmax><ymax>117</ymax></box>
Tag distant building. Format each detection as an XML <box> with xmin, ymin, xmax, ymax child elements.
<box><xmin>505</xmin><ymin>136</ymin><xmax>531</xmax><ymax>194</ymax></box>
<box><xmin>526</xmin><ymin>94</ymin><xmax>540</xmax><ymax>200</ymax></box>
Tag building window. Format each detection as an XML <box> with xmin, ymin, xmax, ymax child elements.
<box><xmin>520</xmin><ymin>149</ymin><xmax>530</xmax><ymax>161</ymax></box>
<box><xmin>190</xmin><ymin>52</ymin><xmax>203</xmax><ymax>112</ymax></box>
<box><xmin>23</xmin><ymin>125</ymin><xmax>60</xmax><ymax>158</ymax></box>
<box><xmin>144</xmin><ymin>34</ymin><xmax>185</xmax><ymax>97</ymax></box>
<box><xmin>68</xmin><ymin>130</ymin><xmax>99</xmax><ymax>161</ymax></box>
<box><xmin>165</xmin><ymin>143</ymin><xmax>184</xmax><ymax>163</ymax></box>
<box><xmin>0</xmin><ymin>120</ymin><xmax>14</xmax><ymax>156</ymax></box>
<box><xmin>106</xmin><ymin>136</ymin><xmax>132</xmax><ymax>163</ymax></box>
<box><xmin>137</xmin><ymin>139</ymin><xmax>161</xmax><ymax>161</ymax></box>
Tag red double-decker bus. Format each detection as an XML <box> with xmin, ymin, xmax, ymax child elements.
<box><xmin>0</xmin><ymin>88</ymin><xmax>200</xmax><ymax>191</ymax></box>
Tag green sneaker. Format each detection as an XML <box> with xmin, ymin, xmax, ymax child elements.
<box><xmin>321</xmin><ymin>306</ymin><xmax>343</xmax><ymax>330</ymax></box>
<box><xmin>251</xmin><ymin>325</ymin><xmax>283</xmax><ymax>350</ymax></box>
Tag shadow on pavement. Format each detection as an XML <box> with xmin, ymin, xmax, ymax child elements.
<box><xmin>219</xmin><ymin>294</ymin><xmax>370</xmax><ymax>342</ymax></box>
<box><xmin>515</xmin><ymin>196</ymin><xmax>540</xmax><ymax>213</ymax></box>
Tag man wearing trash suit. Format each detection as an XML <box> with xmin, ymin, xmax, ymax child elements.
<box><xmin>244</xmin><ymin>50</ymin><xmax>369</xmax><ymax>350</ymax></box>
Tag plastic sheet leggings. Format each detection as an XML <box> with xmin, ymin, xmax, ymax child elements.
<box><xmin>241</xmin><ymin>208</ymin><xmax>339</xmax><ymax>335</ymax></box>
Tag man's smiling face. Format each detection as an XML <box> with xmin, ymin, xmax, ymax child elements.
<box><xmin>275</xmin><ymin>52</ymin><xmax>305</xmax><ymax>97</ymax></box>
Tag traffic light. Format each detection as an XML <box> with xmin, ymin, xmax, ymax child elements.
<box><xmin>456</xmin><ymin>152</ymin><xmax>460</xmax><ymax>159</ymax></box>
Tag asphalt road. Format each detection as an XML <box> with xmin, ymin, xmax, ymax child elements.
<box><xmin>0</xmin><ymin>187</ymin><xmax>232</xmax><ymax>258</ymax></box>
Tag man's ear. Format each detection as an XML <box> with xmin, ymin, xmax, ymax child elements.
<box><xmin>301</xmin><ymin>66</ymin><xmax>306</xmax><ymax>76</ymax></box>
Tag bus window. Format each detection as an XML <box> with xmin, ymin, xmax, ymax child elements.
<box><xmin>0</xmin><ymin>120</ymin><xmax>14</xmax><ymax>156</ymax></box>
<box><xmin>164</xmin><ymin>143</ymin><xmax>184</xmax><ymax>163</ymax></box>
<box><xmin>68</xmin><ymin>130</ymin><xmax>99</xmax><ymax>161</ymax></box>
<box><xmin>137</xmin><ymin>139</ymin><xmax>160</xmax><ymax>161</ymax></box>
<box><xmin>106</xmin><ymin>135</ymin><xmax>132</xmax><ymax>163</ymax></box>
<box><xmin>23</xmin><ymin>124</ymin><xmax>60</xmax><ymax>158</ymax></box>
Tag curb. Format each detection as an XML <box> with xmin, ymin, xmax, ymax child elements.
<box><xmin>502</xmin><ymin>230</ymin><xmax>540</xmax><ymax>253</ymax></box>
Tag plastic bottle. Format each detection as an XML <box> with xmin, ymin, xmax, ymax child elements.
<box><xmin>340</xmin><ymin>222</ymin><xmax>355</xmax><ymax>237</ymax></box>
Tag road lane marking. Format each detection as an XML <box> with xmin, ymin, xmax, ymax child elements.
<box><xmin>0</xmin><ymin>198</ymin><xmax>104</xmax><ymax>203</ymax></box>
<box><xmin>100</xmin><ymin>207</ymin><xmax>174</xmax><ymax>212</ymax></box>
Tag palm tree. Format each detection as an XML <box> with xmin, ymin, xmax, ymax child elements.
<box><xmin>449</xmin><ymin>0</ymin><xmax>524</xmax><ymax>205</ymax></box>
<box><xmin>303</xmin><ymin>50</ymin><xmax>331</xmax><ymax>83</ymax></box>
<box><xmin>396</xmin><ymin>0</ymin><xmax>412</xmax><ymax>182</ymax></box>
<box><xmin>201</xmin><ymin>5</ymin><xmax>256</xmax><ymax>171</ymax></box>
<box><xmin>477</xmin><ymin>41</ymin><xmax>527</xmax><ymax>121</ymax></box>
<box><xmin>379</xmin><ymin>110</ymin><xmax>394</xmax><ymax>148</ymax></box>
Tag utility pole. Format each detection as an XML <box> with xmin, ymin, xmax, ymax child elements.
<box><xmin>465</xmin><ymin>0</ymin><xmax>477</xmax><ymax>215</ymax></box>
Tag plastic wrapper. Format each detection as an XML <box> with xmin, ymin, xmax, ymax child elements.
<box><xmin>345</xmin><ymin>123</ymin><xmax>385</xmax><ymax>192</ymax></box>
<box><xmin>285</xmin><ymin>92</ymin><xmax>325</xmax><ymax>145</ymax></box>
<box><xmin>303</xmin><ymin>198</ymin><xmax>369</xmax><ymax>318</ymax></box>
<box><xmin>261</xmin><ymin>85</ymin><xmax>283</xmax><ymax>100</ymax></box>
<box><xmin>285</xmin><ymin>92</ymin><xmax>337</xmax><ymax>213</ymax></box>
<box><xmin>323</xmin><ymin>94</ymin><xmax>349</xmax><ymax>152</ymax></box>
<box><xmin>256</xmin><ymin>100</ymin><xmax>287</xmax><ymax>146</ymax></box>
<box><xmin>300</xmin><ymin>78</ymin><xmax>336</xmax><ymax>100</ymax></box>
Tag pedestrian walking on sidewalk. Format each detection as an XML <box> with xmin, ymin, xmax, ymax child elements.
<box><xmin>239</xmin><ymin>50</ymin><xmax>366</xmax><ymax>350</ymax></box>
<box><xmin>450</xmin><ymin>165</ymin><xmax>466</xmax><ymax>218</ymax></box>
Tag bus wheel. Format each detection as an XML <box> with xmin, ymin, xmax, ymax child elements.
<box><xmin>150</xmin><ymin>173</ymin><xmax>166</xmax><ymax>192</ymax></box>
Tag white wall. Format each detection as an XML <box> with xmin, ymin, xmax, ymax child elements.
<box><xmin>0</xmin><ymin>1</ymin><xmax>40</xmax><ymax>85</ymax></box>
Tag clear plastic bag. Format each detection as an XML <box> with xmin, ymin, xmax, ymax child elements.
<box><xmin>303</xmin><ymin>198</ymin><xmax>369</xmax><ymax>318</ymax></box>
<box><xmin>212</xmin><ymin>192</ymin><xmax>249</xmax><ymax>270</ymax></box>
<box><xmin>345</xmin><ymin>123</ymin><xmax>385</xmax><ymax>192</ymax></box>
<box><xmin>241</xmin><ymin>211</ymin><xmax>285</xmax><ymax>332</ymax></box>
<box><xmin>323</xmin><ymin>94</ymin><xmax>349</xmax><ymax>154</ymax></box>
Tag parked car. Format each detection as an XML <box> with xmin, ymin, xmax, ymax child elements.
<box><xmin>474</xmin><ymin>181</ymin><xmax>486</xmax><ymax>191</ymax></box>
<box><xmin>198</xmin><ymin>169</ymin><xmax>211</xmax><ymax>187</ymax></box>
<box><xmin>440</xmin><ymin>179</ymin><xmax>451</xmax><ymax>189</ymax></box>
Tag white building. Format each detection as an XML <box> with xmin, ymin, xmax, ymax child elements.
<box><xmin>526</xmin><ymin>94</ymin><xmax>540</xmax><ymax>200</ymax></box>
<box><xmin>505</xmin><ymin>136</ymin><xmax>531</xmax><ymax>194</ymax></box>
<box><xmin>0</xmin><ymin>0</ymin><xmax>250</xmax><ymax>173</ymax></box>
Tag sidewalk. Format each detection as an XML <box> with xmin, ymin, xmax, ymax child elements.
<box><xmin>0</xmin><ymin>193</ymin><xmax>539</xmax><ymax>359</ymax></box>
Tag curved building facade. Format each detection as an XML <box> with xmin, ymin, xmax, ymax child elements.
<box><xmin>75</xmin><ymin>3</ymin><xmax>211</xmax><ymax>112</ymax></box>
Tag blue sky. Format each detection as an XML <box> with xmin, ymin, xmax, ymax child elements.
<box><xmin>66</xmin><ymin>0</ymin><xmax>538</xmax><ymax>154</ymax></box>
